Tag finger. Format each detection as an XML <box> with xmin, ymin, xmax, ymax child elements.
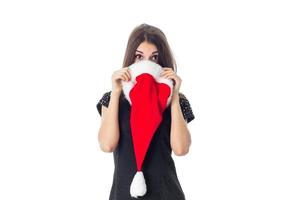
<box><xmin>124</xmin><ymin>71</ymin><xmax>131</xmax><ymax>80</ymax></box>
<box><xmin>160</xmin><ymin>71</ymin><xmax>166</xmax><ymax>76</ymax></box>
<box><xmin>161</xmin><ymin>70</ymin><xmax>172</xmax><ymax>76</ymax></box>
<box><xmin>165</xmin><ymin>74</ymin><xmax>177</xmax><ymax>80</ymax></box>
<box><xmin>124</xmin><ymin>68</ymin><xmax>132</xmax><ymax>80</ymax></box>
<box><xmin>121</xmin><ymin>67</ymin><xmax>129</xmax><ymax>74</ymax></box>
<box><xmin>162</xmin><ymin>67</ymin><xmax>173</xmax><ymax>72</ymax></box>
<box><xmin>119</xmin><ymin>74</ymin><xmax>126</xmax><ymax>81</ymax></box>
<box><xmin>162</xmin><ymin>72</ymin><xmax>175</xmax><ymax>78</ymax></box>
<box><xmin>124</xmin><ymin>73</ymin><xmax>130</xmax><ymax>81</ymax></box>
<box><xmin>122</xmin><ymin>71</ymin><xmax>129</xmax><ymax>81</ymax></box>
<box><xmin>118</xmin><ymin>71</ymin><xmax>129</xmax><ymax>81</ymax></box>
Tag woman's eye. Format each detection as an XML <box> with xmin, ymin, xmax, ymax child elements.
<box><xmin>151</xmin><ymin>55</ymin><xmax>158</xmax><ymax>61</ymax></box>
<box><xmin>135</xmin><ymin>54</ymin><xmax>143</xmax><ymax>59</ymax></box>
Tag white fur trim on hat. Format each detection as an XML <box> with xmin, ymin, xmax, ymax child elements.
<box><xmin>130</xmin><ymin>171</ymin><xmax>147</xmax><ymax>198</ymax></box>
<box><xmin>122</xmin><ymin>60</ymin><xmax>173</xmax><ymax>105</ymax></box>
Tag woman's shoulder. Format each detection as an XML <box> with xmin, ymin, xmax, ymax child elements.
<box><xmin>178</xmin><ymin>92</ymin><xmax>191</xmax><ymax>105</ymax></box>
<box><xmin>97</xmin><ymin>90</ymin><xmax>123</xmax><ymax>116</ymax></box>
<box><xmin>96</xmin><ymin>91</ymin><xmax>110</xmax><ymax>116</ymax></box>
<box><xmin>178</xmin><ymin>92</ymin><xmax>188</xmax><ymax>100</ymax></box>
<box><xmin>99</xmin><ymin>91</ymin><xmax>112</xmax><ymax>107</ymax></box>
<box><xmin>97</xmin><ymin>90</ymin><xmax>126</xmax><ymax>107</ymax></box>
<box><xmin>178</xmin><ymin>92</ymin><xmax>195</xmax><ymax>123</ymax></box>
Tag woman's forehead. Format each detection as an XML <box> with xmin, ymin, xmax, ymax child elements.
<box><xmin>136</xmin><ymin>41</ymin><xmax>158</xmax><ymax>53</ymax></box>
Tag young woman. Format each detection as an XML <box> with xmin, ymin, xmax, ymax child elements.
<box><xmin>97</xmin><ymin>23</ymin><xmax>195</xmax><ymax>200</ymax></box>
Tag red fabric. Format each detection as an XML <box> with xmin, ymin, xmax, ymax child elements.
<box><xmin>129</xmin><ymin>73</ymin><xmax>171</xmax><ymax>171</ymax></box>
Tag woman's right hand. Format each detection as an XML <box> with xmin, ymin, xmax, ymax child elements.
<box><xmin>111</xmin><ymin>67</ymin><xmax>131</xmax><ymax>93</ymax></box>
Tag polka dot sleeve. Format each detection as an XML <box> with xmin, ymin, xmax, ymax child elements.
<box><xmin>96</xmin><ymin>91</ymin><xmax>111</xmax><ymax>116</ymax></box>
<box><xmin>179</xmin><ymin>93</ymin><xmax>195</xmax><ymax>123</ymax></box>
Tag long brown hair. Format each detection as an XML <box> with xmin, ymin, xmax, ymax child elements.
<box><xmin>122</xmin><ymin>23</ymin><xmax>177</xmax><ymax>73</ymax></box>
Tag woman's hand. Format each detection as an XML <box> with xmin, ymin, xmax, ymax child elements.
<box><xmin>160</xmin><ymin>67</ymin><xmax>182</xmax><ymax>96</ymax></box>
<box><xmin>111</xmin><ymin>67</ymin><xmax>131</xmax><ymax>93</ymax></box>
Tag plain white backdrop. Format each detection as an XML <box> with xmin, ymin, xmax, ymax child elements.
<box><xmin>0</xmin><ymin>0</ymin><xmax>299</xmax><ymax>199</ymax></box>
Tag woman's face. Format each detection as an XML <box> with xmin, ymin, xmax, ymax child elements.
<box><xmin>134</xmin><ymin>41</ymin><xmax>159</xmax><ymax>63</ymax></box>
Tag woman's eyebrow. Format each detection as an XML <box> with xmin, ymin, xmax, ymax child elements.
<box><xmin>136</xmin><ymin>50</ymin><xmax>144</xmax><ymax>54</ymax></box>
<box><xmin>135</xmin><ymin>50</ymin><xmax>158</xmax><ymax>54</ymax></box>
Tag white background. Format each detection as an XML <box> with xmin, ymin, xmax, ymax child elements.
<box><xmin>0</xmin><ymin>0</ymin><xmax>299</xmax><ymax>199</ymax></box>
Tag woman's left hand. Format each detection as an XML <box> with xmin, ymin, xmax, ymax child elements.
<box><xmin>160</xmin><ymin>67</ymin><xmax>181</xmax><ymax>95</ymax></box>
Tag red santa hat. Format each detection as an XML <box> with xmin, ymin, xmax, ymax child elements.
<box><xmin>122</xmin><ymin>60</ymin><xmax>173</xmax><ymax>198</ymax></box>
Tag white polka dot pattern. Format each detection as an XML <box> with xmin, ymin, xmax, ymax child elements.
<box><xmin>178</xmin><ymin>93</ymin><xmax>195</xmax><ymax>123</ymax></box>
<box><xmin>96</xmin><ymin>91</ymin><xmax>111</xmax><ymax>116</ymax></box>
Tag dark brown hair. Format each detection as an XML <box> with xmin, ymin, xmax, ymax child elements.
<box><xmin>122</xmin><ymin>23</ymin><xmax>177</xmax><ymax>73</ymax></box>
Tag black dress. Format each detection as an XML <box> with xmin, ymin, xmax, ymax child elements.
<box><xmin>96</xmin><ymin>90</ymin><xmax>195</xmax><ymax>200</ymax></box>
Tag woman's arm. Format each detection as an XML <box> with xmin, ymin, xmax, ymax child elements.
<box><xmin>98</xmin><ymin>90</ymin><xmax>121</xmax><ymax>152</ymax></box>
<box><xmin>160</xmin><ymin>67</ymin><xmax>192</xmax><ymax>156</ymax></box>
<box><xmin>170</xmin><ymin>92</ymin><xmax>192</xmax><ymax>156</ymax></box>
<box><xmin>98</xmin><ymin>66</ymin><xmax>131</xmax><ymax>152</ymax></box>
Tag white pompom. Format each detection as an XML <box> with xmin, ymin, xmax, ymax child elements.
<box><xmin>130</xmin><ymin>171</ymin><xmax>147</xmax><ymax>198</ymax></box>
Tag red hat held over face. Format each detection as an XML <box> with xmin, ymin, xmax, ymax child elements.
<box><xmin>122</xmin><ymin>60</ymin><xmax>173</xmax><ymax>198</ymax></box>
